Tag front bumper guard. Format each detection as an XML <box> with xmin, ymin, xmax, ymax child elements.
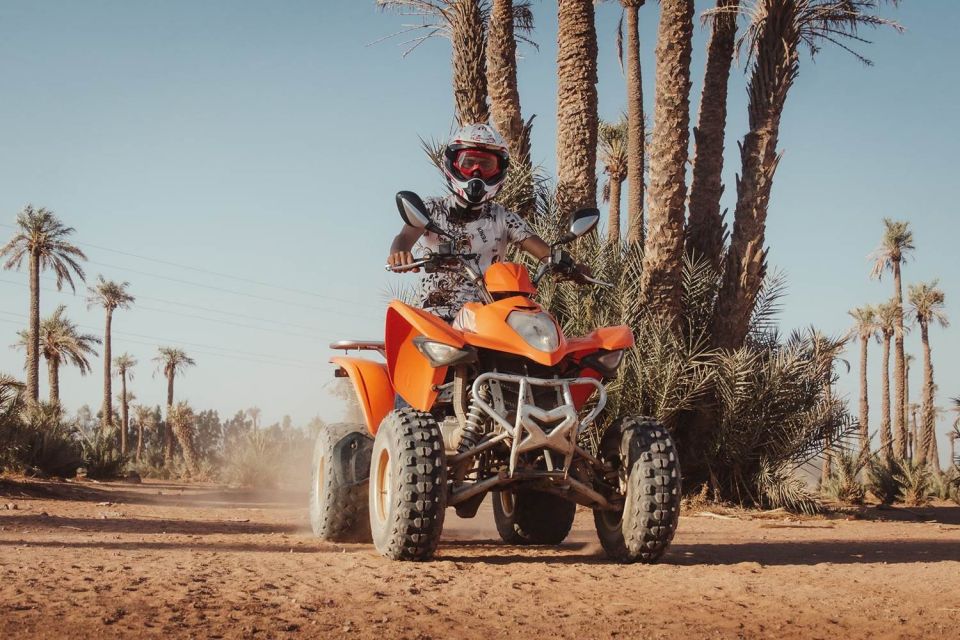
<box><xmin>469</xmin><ymin>372</ymin><xmax>606</xmax><ymax>476</ymax></box>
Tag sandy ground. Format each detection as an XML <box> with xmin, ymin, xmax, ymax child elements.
<box><xmin>1</xmin><ymin>478</ymin><xmax>958</xmax><ymax>639</ymax></box>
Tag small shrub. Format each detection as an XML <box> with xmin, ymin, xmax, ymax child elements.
<box><xmin>896</xmin><ymin>461</ymin><xmax>933</xmax><ymax>507</ymax></box>
<box><xmin>930</xmin><ymin>468</ymin><xmax>960</xmax><ymax>504</ymax></box>
<box><xmin>79</xmin><ymin>425</ymin><xmax>127</xmax><ymax>480</ymax></box>
<box><xmin>0</xmin><ymin>402</ymin><xmax>83</xmax><ymax>477</ymax></box>
<box><xmin>821</xmin><ymin>452</ymin><xmax>866</xmax><ymax>505</ymax></box>
<box><xmin>220</xmin><ymin>430</ymin><xmax>281</xmax><ymax>488</ymax></box>
<box><xmin>866</xmin><ymin>455</ymin><xmax>903</xmax><ymax>505</ymax></box>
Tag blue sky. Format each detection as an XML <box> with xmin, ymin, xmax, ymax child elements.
<box><xmin>0</xmin><ymin>1</ymin><xmax>956</xmax><ymax>464</ymax></box>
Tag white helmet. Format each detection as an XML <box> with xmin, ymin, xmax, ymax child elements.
<box><xmin>442</xmin><ymin>124</ymin><xmax>510</xmax><ymax>207</ymax></box>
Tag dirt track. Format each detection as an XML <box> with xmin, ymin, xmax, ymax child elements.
<box><xmin>1</xmin><ymin>478</ymin><xmax>958</xmax><ymax>639</ymax></box>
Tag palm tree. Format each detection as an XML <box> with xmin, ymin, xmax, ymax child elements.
<box><xmin>598</xmin><ymin>117</ymin><xmax>629</xmax><ymax>241</ymax></box>
<box><xmin>168</xmin><ymin>401</ymin><xmax>200</xmax><ymax>474</ymax></box>
<box><xmin>620</xmin><ymin>0</ymin><xmax>646</xmax><ymax>246</ymax></box>
<box><xmin>377</xmin><ymin>1</ymin><xmax>489</xmax><ymax>125</ymax></box>
<box><xmin>1</xmin><ymin>205</ymin><xmax>87</xmax><ymax>403</ymax></box>
<box><xmin>686</xmin><ymin>0</ymin><xmax>739</xmax><ymax>271</ymax></box>
<box><xmin>486</xmin><ymin>0</ymin><xmax>536</xmax><ymax>215</ymax></box>
<box><xmin>871</xmin><ymin>218</ymin><xmax>914</xmax><ymax>460</ymax></box>
<box><xmin>848</xmin><ymin>305</ymin><xmax>877</xmax><ymax>465</ymax></box>
<box><xmin>710</xmin><ymin>1</ymin><xmax>901</xmax><ymax>350</ymax></box>
<box><xmin>908</xmin><ymin>281</ymin><xmax>948</xmax><ymax>467</ymax></box>
<box><xmin>132</xmin><ymin>404</ymin><xmax>154</xmax><ymax>463</ymax></box>
<box><xmin>904</xmin><ymin>351</ymin><xmax>914</xmax><ymax>457</ymax></box>
<box><xmin>153</xmin><ymin>347</ymin><xmax>196</xmax><ymax>466</ymax></box>
<box><xmin>247</xmin><ymin>406</ymin><xmax>262</xmax><ymax>431</ymax></box>
<box><xmin>809</xmin><ymin>329</ymin><xmax>848</xmax><ymax>488</ymax></box>
<box><xmin>87</xmin><ymin>276</ymin><xmax>135</xmax><ymax>429</ymax></box>
<box><xmin>555</xmin><ymin>0</ymin><xmax>599</xmax><ymax>217</ymax></box>
<box><xmin>14</xmin><ymin>306</ymin><xmax>100</xmax><ymax>406</ymax></box>
<box><xmin>875</xmin><ymin>300</ymin><xmax>900</xmax><ymax>458</ymax></box>
<box><xmin>114</xmin><ymin>353</ymin><xmax>137</xmax><ymax>456</ymax></box>
<box><xmin>639</xmin><ymin>0</ymin><xmax>694</xmax><ymax>324</ymax></box>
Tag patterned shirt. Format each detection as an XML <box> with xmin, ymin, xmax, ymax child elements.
<box><xmin>416</xmin><ymin>195</ymin><xmax>534</xmax><ymax>319</ymax></box>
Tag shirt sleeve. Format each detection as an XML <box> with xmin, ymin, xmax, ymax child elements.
<box><xmin>502</xmin><ymin>208</ymin><xmax>535</xmax><ymax>245</ymax></box>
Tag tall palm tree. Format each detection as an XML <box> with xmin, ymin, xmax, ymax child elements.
<box><xmin>114</xmin><ymin>353</ymin><xmax>137</xmax><ymax>456</ymax></box>
<box><xmin>639</xmin><ymin>0</ymin><xmax>694</xmax><ymax>324</ymax></box>
<box><xmin>87</xmin><ymin>276</ymin><xmax>135</xmax><ymax>429</ymax></box>
<box><xmin>556</xmin><ymin>0</ymin><xmax>599</xmax><ymax>217</ymax></box>
<box><xmin>247</xmin><ymin>406</ymin><xmax>262</xmax><ymax>431</ymax></box>
<box><xmin>620</xmin><ymin>0</ymin><xmax>646</xmax><ymax>246</ymax></box>
<box><xmin>848</xmin><ymin>305</ymin><xmax>877</xmax><ymax>465</ymax></box>
<box><xmin>598</xmin><ymin>117</ymin><xmax>629</xmax><ymax>241</ymax></box>
<box><xmin>908</xmin><ymin>281</ymin><xmax>948</xmax><ymax>468</ymax></box>
<box><xmin>686</xmin><ymin>0</ymin><xmax>739</xmax><ymax>270</ymax></box>
<box><xmin>809</xmin><ymin>329</ymin><xmax>848</xmax><ymax>488</ymax></box>
<box><xmin>377</xmin><ymin>0</ymin><xmax>490</xmax><ymax>125</ymax></box>
<box><xmin>486</xmin><ymin>0</ymin><xmax>536</xmax><ymax>215</ymax></box>
<box><xmin>132</xmin><ymin>404</ymin><xmax>154</xmax><ymax>463</ymax></box>
<box><xmin>153</xmin><ymin>347</ymin><xmax>196</xmax><ymax>466</ymax></box>
<box><xmin>0</xmin><ymin>205</ymin><xmax>87</xmax><ymax>403</ymax></box>
<box><xmin>871</xmin><ymin>218</ymin><xmax>914</xmax><ymax>460</ymax></box>
<box><xmin>875</xmin><ymin>300</ymin><xmax>900</xmax><ymax>458</ymax></box>
<box><xmin>710</xmin><ymin>0</ymin><xmax>901</xmax><ymax>350</ymax></box>
<box><xmin>14</xmin><ymin>305</ymin><xmax>100</xmax><ymax>406</ymax></box>
<box><xmin>904</xmin><ymin>351</ymin><xmax>914</xmax><ymax>457</ymax></box>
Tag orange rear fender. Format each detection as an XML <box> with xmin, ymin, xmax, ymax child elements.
<box><xmin>330</xmin><ymin>357</ymin><xmax>394</xmax><ymax>436</ymax></box>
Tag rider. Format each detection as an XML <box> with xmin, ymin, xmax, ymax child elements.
<box><xmin>386</xmin><ymin>123</ymin><xmax>585</xmax><ymax>321</ymax></box>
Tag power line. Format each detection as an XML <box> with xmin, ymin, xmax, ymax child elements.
<box><xmin>0</xmin><ymin>219</ymin><xmax>382</xmax><ymax>310</ymax></box>
<box><xmin>0</xmin><ymin>309</ymin><xmax>319</xmax><ymax>367</ymax></box>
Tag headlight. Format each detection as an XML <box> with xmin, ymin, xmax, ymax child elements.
<box><xmin>412</xmin><ymin>336</ymin><xmax>477</xmax><ymax>367</ymax></box>
<box><xmin>506</xmin><ymin>311</ymin><xmax>560</xmax><ymax>353</ymax></box>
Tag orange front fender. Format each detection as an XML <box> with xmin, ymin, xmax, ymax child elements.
<box><xmin>385</xmin><ymin>301</ymin><xmax>465</xmax><ymax>411</ymax></box>
<box><xmin>330</xmin><ymin>357</ymin><xmax>394</xmax><ymax>436</ymax></box>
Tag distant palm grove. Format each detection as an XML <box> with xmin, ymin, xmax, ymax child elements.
<box><xmin>1</xmin><ymin>0</ymin><xmax>958</xmax><ymax>507</ymax></box>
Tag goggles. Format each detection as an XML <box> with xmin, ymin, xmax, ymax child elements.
<box><xmin>452</xmin><ymin>149</ymin><xmax>502</xmax><ymax>180</ymax></box>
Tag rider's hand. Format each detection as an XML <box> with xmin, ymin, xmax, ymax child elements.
<box><xmin>387</xmin><ymin>251</ymin><xmax>420</xmax><ymax>273</ymax></box>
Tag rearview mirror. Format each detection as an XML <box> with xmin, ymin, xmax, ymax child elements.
<box><xmin>555</xmin><ymin>207</ymin><xmax>601</xmax><ymax>245</ymax></box>
<box><xmin>396</xmin><ymin>191</ymin><xmax>432</xmax><ymax>229</ymax></box>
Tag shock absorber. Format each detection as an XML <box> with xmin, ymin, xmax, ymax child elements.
<box><xmin>458</xmin><ymin>396</ymin><xmax>488</xmax><ymax>453</ymax></box>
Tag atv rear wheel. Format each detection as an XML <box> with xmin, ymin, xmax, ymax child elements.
<box><xmin>369</xmin><ymin>408</ymin><xmax>447</xmax><ymax>561</ymax></box>
<box><xmin>593</xmin><ymin>416</ymin><xmax>681</xmax><ymax>563</ymax></box>
<box><xmin>492</xmin><ymin>488</ymin><xmax>576</xmax><ymax>545</ymax></box>
<box><xmin>309</xmin><ymin>423</ymin><xmax>373</xmax><ymax>542</ymax></box>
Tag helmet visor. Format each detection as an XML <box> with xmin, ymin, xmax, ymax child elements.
<box><xmin>452</xmin><ymin>149</ymin><xmax>503</xmax><ymax>181</ymax></box>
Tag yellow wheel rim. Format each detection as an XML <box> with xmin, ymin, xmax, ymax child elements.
<box><xmin>374</xmin><ymin>448</ymin><xmax>392</xmax><ymax>523</ymax></box>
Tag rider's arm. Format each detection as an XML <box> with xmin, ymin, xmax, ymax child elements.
<box><xmin>387</xmin><ymin>225</ymin><xmax>426</xmax><ymax>271</ymax></box>
<box><xmin>519</xmin><ymin>236</ymin><xmax>551</xmax><ymax>262</ymax></box>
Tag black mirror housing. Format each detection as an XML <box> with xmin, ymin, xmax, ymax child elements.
<box><xmin>396</xmin><ymin>191</ymin><xmax>432</xmax><ymax>229</ymax></box>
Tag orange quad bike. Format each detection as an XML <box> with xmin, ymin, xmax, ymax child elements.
<box><xmin>309</xmin><ymin>191</ymin><xmax>681</xmax><ymax>563</ymax></box>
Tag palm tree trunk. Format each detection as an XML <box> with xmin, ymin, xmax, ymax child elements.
<box><xmin>686</xmin><ymin>0</ymin><xmax>739</xmax><ymax>270</ymax></box>
<box><xmin>120</xmin><ymin>372</ymin><xmax>128</xmax><ymax>456</ymax></box>
<box><xmin>136</xmin><ymin>419</ymin><xmax>144</xmax><ymax>463</ymax></box>
<box><xmin>910</xmin><ymin>407</ymin><xmax>918</xmax><ymax>460</ymax></box>
<box><xmin>639</xmin><ymin>0</ymin><xmax>694</xmax><ymax>323</ymax></box>
<box><xmin>451</xmin><ymin>0</ymin><xmax>488</xmax><ymax>126</ymax></box>
<box><xmin>928</xmin><ymin>429</ymin><xmax>941</xmax><ymax>473</ymax></box>
<box><xmin>820</xmin><ymin>380</ymin><xmax>833</xmax><ymax>489</ymax></box>
<box><xmin>623</xmin><ymin>1</ymin><xmax>646</xmax><ymax>247</ymax></box>
<box><xmin>607</xmin><ymin>178</ymin><xmax>623</xmax><ymax>242</ymax></box>
<box><xmin>903</xmin><ymin>359</ymin><xmax>911</xmax><ymax>459</ymax></box>
<box><xmin>880</xmin><ymin>335</ymin><xmax>892</xmax><ymax>457</ymax></box>
<box><xmin>487</xmin><ymin>0</ymin><xmax>522</xmax><ymax>155</ymax></box>
<box><xmin>487</xmin><ymin>0</ymin><xmax>534</xmax><ymax>216</ymax></box>
<box><xmin>857</xmin><ymin>334</ymin><xmax>870</xmax><ymax>466</ymax></box>
<box><xmin>102</xmin><ymin>309</ymin><xmax>113</xmax><ymax>429</ymax></box>
<box><xmin>892</xmin><ymin>261</ymin><xmax>906</xmax><ymax>459</ymax></box>
<box><xmin>917</xmin><ymin>322</ymin><xmax>932</xmax><ymax>467</ymax></box>
<box><xmin>556</xmin><ymin>0</ymin><xmax>599</xmax><ymax>217</ymax></box>
<box><xmin>28</xmin><ymin>251</ymin><xmax>40</xmax><ymax>404</ymax></box>
<box><xmin>163</xmin><ymin>373</ymin><xmax>175</xmax><ymax>466</ymax></box>
<box><xmin>47</xmin><ymin>358</ymin><xmax>60</xmax><ymax>406</ymax></box>
<box><xmin>711</xmin><ymin>0</ymin><xmax>799</xmax><ymax>349</ymax></box>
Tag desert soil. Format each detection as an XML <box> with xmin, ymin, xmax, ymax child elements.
<box><xmin>1</xmin><ymin>478</ymin><xmax>958</xmax><ymax>640</ymax></box>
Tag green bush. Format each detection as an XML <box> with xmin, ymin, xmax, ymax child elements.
<box><xmin>79</xmin><ymin>425</ymin><xmax>127</xmax><ymax>480</ymax></box>
<box><xmin>866</xmin><ymin>455</ymin><xmax>903</xmax><ymax>505</ymax></box>
<box><xmin>0</xmin><ymin>392</ymin><xmax>84</xmax><ymax>478</ymax></box>
<box><xmin>821</xmin><ymin>452</ymin><xmax>866</xmax><ymax>505</ymax></box>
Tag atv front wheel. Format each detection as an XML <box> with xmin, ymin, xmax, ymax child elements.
<box><xmin>593</xmin><ymin>416</ymin><xmax>681</xmax><ymax>563</ymax></box>
<box><xmin>369</xmin><ymin>408</ymin><xmax>447</xmax><ymax>561</ymax></box>
<box><xmin>492</xmin><ymin>488</ymin><xmax>576</xmax><ymax>545</ymax></box>
<box><xmin>309</xmin><ymin>423</ymin><xmax>373</xmax><ymax>542</ymax></box>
